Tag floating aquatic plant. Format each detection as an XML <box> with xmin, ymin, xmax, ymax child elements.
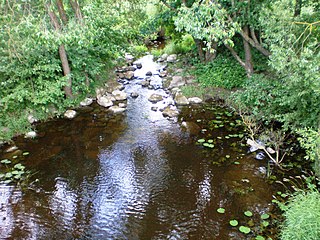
<box><xmin>239</xmin><ymin>226</ymin><xmax>251</xmax><ymax>234</ymax></box>
<box><xmin>217</xmin><ymin>208</ymin><xmax>225</xmax><ymax>214</ymax></box>
<box><xmin>229</xmin><ymin>219</ymin><xmax>238</xmax><ymax>226</ymax></box>
<box><xmin>244</xmin><ymin>211</ymin><xmax>253</xmax><ymax>217</ymax></box>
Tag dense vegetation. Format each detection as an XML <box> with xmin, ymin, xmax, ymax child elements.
<box><xmin>1</xmin><ymin>0</ymin><xmax>320</xmax><ymax>239</ymax></box>
<box><xmin>0</xmin><ymin>0</ymin><xmax>146</xmax><ymax>140</ymax></box>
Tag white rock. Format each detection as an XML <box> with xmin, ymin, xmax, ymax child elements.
<box><xmin>125</xmin><ymin>53</ymin><xmax>134</xmax><ymax>62</ymax></box>
<box><xmin>118</xmin><ymin>103</ymin><xmax>127</xmax><ymax>108</ymax></box>
<box><xmin>167</xmin><ymin>54</ymin><xmax>177</xmax><ymax>63</ymax></box>
<box><xmin>97</xmin><ymin>96</ymin><xmax>113</xmax><ymax>108</ymax></box>
<box><xmin>162</xmin><ymin>106</ymin><xmax>179</xmax><ymax>118</ymax></box>
<box><xmin>161</xmin><ymin>53</ymin><xmax>168</xmax><ymax>60</ymax></box>
<box><xmin>27</xmin><ymin>114</ymin><xmax>37</xmax><ymax>124</ymax></box>
<box><xmin>174</xmin><ymin>93</ymin><xmax>189</xmax><ymax>105</ymax></box>
<box><xmin>80</xmin><ymin>98</ymin><xmax>93</xmax><ymax>107</ymax></box>
<box><xmin>188</xmin><ymin>97</ymin><xmax>203</xmax><ymax>104</ymax></box>
<box><xmin>148</xmin><ymin>94</ymin><xmax>163</xmax><ymax>103</ymax></box>
<box><xmin>112</xmin><ymin>90</ymin><xmax>127</xmax><ymax>101</ymax></box>
<box><xmin>109</xmin><ymin>106</ymin><xmax>126</xmax><ymax>114</ymax></box>
<box><xmin>25</xmin><ymin>131</ymin><xmax>37</xmax><ymax>138</ymax></box>
<box><xmin>64</xmin><ymin>110</ymin><xmax>77</xmax><ymax>119</ymax></box>
<box><xmin>169</xmin><ymin>76</ymin><xmax>186</xmax><ymax>89</ymax></box>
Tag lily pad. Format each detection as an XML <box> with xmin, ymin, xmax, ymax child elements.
<box><xmin>261</xmin><ymin>213</ymin><xmax>270</xmax><ymax>220</ymax></box>
<box><xmin>14</xmin><ymin>164</ymin><xmax>25</xmax><ymax>170</ymax></box>
<box><xmin>234</xmin><ymin>161</ymin><xmax>240</xmax><ymax>165</ymax></box>
<box><xmin>239</xmin><ymin>226</ymin><xmax>251</xmax><ymax>234</ymax></box>
<box><xmin>262</xmin><ymin>221</ymin><xmax>269</xmax><ymax>227</ymax></box>
<box><xmin>244</xmin><ymin>211</ymin><xmax>253</xmax><ymax>217</ymax></box>
<box><xmin>255</xmin><ymin>236</ymin><xmax>265</xmax><ymax>240</ymax></box>
<box><xmin>226</xmin><ymin>155</ymin><xmax>230</xmax><ymax>159</ymax></box>
<box><xmin>1</xmin><ymin>159</ymin><xmax>11</xmax><ymax>164</ymax></box>
<box><xmin>217</xmin><ymin>208</ymin><xmax>225</xmax><ymax>214</ymax></box>
<box><xmin>229</xmin><ymin>220</ymin><xmax>238</xmax><ymax>227</ymax></box>
<box><xmin>22</xmin><ymin>152</ymin><xmax>30</xmax><ymax>156</ymax></box>
<box><xmin>208</xmin><ymin>139</ymin><xmax>214</xmax><ymax>143</ymax></box>
<box><xmin>197</xmin><ymin>139</ymin><xmax>206</xmax><ymax>143</ymax></box>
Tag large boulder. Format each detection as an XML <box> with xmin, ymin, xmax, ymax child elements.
<box><xmin>188</xmin><ymin>97</ymin><xmax>203</xmax><ymax>104</ymax></box>
<box><xmin>174</xmin><ymin>93</ymin><xmax>189</xmax><ymax>105</ymax></box>
<box><xmin>80</xmin><ymin>98</ymin><xmax>93</xmax><ymax>107</ymax></box>
<box><xmin>162</xmin><ymin>106</ymin><xmax>179</xmax><ymax>118</ymax></box>
<box><xmin>148</xmin><ymin>94</ymin><xmax>163</xmax><ymax>103</ymax></box>
<box><xmin>64</xmin><ymin>110</ymin><xmax>77</xmax><ymax>119</ymax></box>
<box><xmin>112</xmin><ymin>90</ymin><xmax>127</xmax><ymax>101</ymax></box>
<box><xmin>97</xmin><ymin>96</ymin><xmax>113</xmax><ymax>108</ymax></box>
<box><xmin>169</xmin><ymin>76</ymin><xmax>186</xmax><ymax>89</ymax></box>
<box><xmin>167</xmin><ymin>54</ymin><xmax>177</xmax><ymax>63</ymax></box>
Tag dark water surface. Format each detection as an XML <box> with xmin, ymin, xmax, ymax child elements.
<box><xmin>0</xmin><ymin>56</ymin><xmax>276</xmax><ymax>239</ymax></box>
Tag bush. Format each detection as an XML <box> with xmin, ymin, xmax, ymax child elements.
<box><xmin>280</xmin><ymin>190</ymin><xmax>320</xmax><ymax>240</ymax></box>
<box><xmin>297</xmin><ymin>129</ymin><xmax>320</xmax><ymax>177</ymax></box>
<box><xmin>192</xmin><ymin>55</ymin><xmax>247</xmax><ymax>89</ymax></box>
<box><xmin>163</xmin><ymin>34</ymin><xmax>195</xmax><ymax>55</ymax></box>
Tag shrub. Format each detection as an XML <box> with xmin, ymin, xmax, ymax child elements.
<box><xmin>192</xmin><ymin>55</ymin><xmax>247</xmax><ymax>89</ymax></box>
<box><xmin>279</xmin><ymin>190</ymin><xmax>320</xmax><ymax>240</ymax></box>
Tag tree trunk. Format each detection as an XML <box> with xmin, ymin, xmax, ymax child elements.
<box><xmin>294</xmin><ymin>0</ymin><xmax>302</xmax><ymax>17</ymax></box>
<box><xmin>59</xmin><ymin>45</ymin><xmax>73</xmax><ymax>97</ymax></box>
<box><xmin>47</xmin><ymin>3</ymin><xmax>73</xmax><ymax>98</ymax></box>
<box><xmin>69</xmin><ymin>0</ymin><xmax>83</xmax><ymax>23</ymax></box>
<box><xmin>243</xmin><ymin>26</ymin><xmax>254</xmax><ymax>77</ymax></box>
<box><xmin>56</xmin><ymin>0</ymin><xmax>68</xmax><ymax>25</ymax></box>
<box><xmin>194</xmin><ymin>38</ymin><xmax>205</xmax><ymax>62</ymax></box>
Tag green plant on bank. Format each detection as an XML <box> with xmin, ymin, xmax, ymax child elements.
<box><xmin>191</xmin><ymin>55</ymin><xmax>247</xmax><ymax>90</ymax></box>
<box><xmin>278</xmin><ymin>189</ymin><xmax>320</xmax><ymax>240</ymax></box>
<box><xmin>297</xmin><ymin>129</ymin><xmax>320</xmax><ymax>177</ymax></box>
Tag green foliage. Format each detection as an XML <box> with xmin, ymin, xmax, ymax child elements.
<box><xmin>130</xmin><ymin>45</ymin><xmax>149</xmax><ymax>57</ymax></box>
<box><xmin>0</xmin><ymin>0</ymin><xmax>145</xmax><ymax>141</ymax></box>
<box><xmin>192</xmin><ymin>56</ymin><xmax>247</xmax><ymax>89</ymax></box>
<box><xmin>163</xmin><ymin>34</ymin><xmax>195</xmax><ymax>55</ymax></box>
<box><xmin>297</xmin><ymin>129</ymin><xmax>320</xmax><ymax>177</ymax></box>
<box><xmin>232</xmin><ymin>1</ymin><xmax>320</xmax><ymax>130</ymax></box>
<box><xmin>279</xmin><ymin>190</ymin><xmax>320</xmax><ymax>240</ymax></box>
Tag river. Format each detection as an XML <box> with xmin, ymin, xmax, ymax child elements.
<box><xmin>0</xmin><ymin>55</ymin><xmax>277</xmax><ymax>239</ymax></box>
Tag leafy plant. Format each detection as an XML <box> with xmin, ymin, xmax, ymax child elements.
<box><xmin>191</xmin><ymin>55</ymin><xmax>247</xmax><ymax>89</ymax></box>
<box><xmin>279</xmin><ymin>190</ymin><xmax>320</xmax><ymax>240</ymax></box>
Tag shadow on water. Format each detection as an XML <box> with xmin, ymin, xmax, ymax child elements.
<box><xmin>0</xmin><ymin>55</ymin><xmax>278</xmax><ymax>240</ymax></box>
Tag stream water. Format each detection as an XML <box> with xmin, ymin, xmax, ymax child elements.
<box><xmin>0</xmin><ymin>56</ymin><xmax>278</xmax><ymax>239</ymax></box>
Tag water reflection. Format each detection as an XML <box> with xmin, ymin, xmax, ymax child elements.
<box><xmin>0</xmin><ymin>55</ymin><xmax>276</xmax><ymax>240</ymax></box>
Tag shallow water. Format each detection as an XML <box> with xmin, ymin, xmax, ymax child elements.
<box><xmin>0</xmin><ymin>55</ymin><xmax>276</xmax><ymax>239</ymax></box>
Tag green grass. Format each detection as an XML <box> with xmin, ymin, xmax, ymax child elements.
<box><xmin>280</xmin><ymin>190</ymin><xmax>320</xmax><ymax>240</ymax></box>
